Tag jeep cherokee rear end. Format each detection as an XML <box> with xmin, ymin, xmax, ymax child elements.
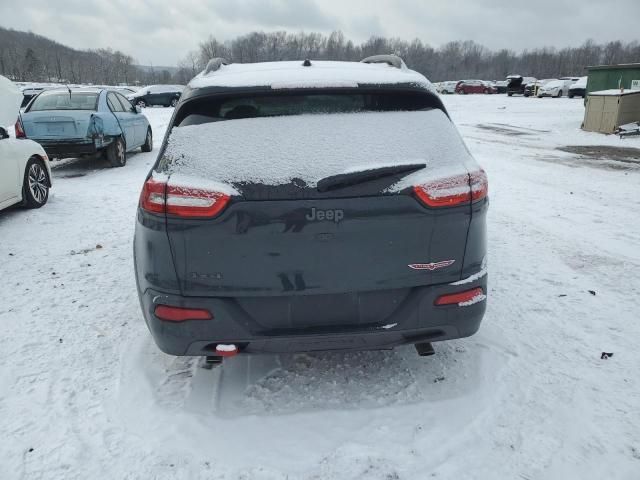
<box><xmin>134</xmin><ymin>58</ymin><xmax>488</xmax><ymax>357</ymax></box>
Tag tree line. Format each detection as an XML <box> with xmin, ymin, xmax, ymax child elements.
<box><xmin>175</xmin><ymin>31</ymin><xmax>640</xmax><ymax>84</ymax></box>
<box><xmin>1</xmin><ymin>26</ymin><xmax>639</xmax><ymax>86</ymax></box>
<box><xmin>0</xmin><ymin>27</ymin><xmax>175</xmax><ymax>85</ymax></box>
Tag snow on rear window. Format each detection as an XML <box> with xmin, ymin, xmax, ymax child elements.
<box><xmin>161</xmin><ymin>110</ymin><xmax>474</xmax><ymax>189</ymax></box>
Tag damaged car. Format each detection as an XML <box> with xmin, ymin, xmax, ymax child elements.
<box><xmin>19</xmin><ymin>88</ymin><xmax>152</xmax><ymax>166</ymax></box>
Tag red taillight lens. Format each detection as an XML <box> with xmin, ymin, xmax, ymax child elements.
<box><xmin>166</xmin><ymin>186</ymin><xmax>230</xmax><ymax>218</ymax></box>
<box><xmin>140</xmin><ymin>177</ymin><xmax>166</xmax><ymax>214</ymax></box>
<box><xmin>435</xmin><ymin>287</ymin><xmax>485</xmax><ymax>306</ymax></box>
<box><xmin>414</xmin><ymin>174</ymin><xmax>471</xmax><ymax>207</ymax></box>
<box><xmin>139</xmin><ymin>178</ymin><xmax>230</xmax><ymax>218</ymax></box>
<box><xmin>15</xmin><ymin>118</ymin><xmax>26</xmax><ymax>138</ymax></box>
<box><xmin>154</xmin><ymin>305</ymin><xmax>213</xmax><ymax>322</ymax></box>
<box><xmin>414</xmin><ymin>170</ymin><xmax>488</xmax><ymax>208</ymax></box>
<box><xmin>470</xmin><ymin>169</ymin><xmax>488</xmax><ymax>202</ymax></box>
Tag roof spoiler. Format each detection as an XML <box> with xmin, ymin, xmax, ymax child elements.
<box><xmin>204</xmin><ymin>58</ymin><xmax>231</xmax><ymax>75</ymax></box>
<box><xmin>361</xmin><ymin>54</ymin><xmax>407</xmax><ymax>70</ymax></box>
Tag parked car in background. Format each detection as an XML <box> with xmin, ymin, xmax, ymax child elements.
<box><xmin>537</xmin><ymin>79</ymin><xmax>570</xmax><ymax>98</ymax></box>
<box><xmin>437</xmin><ymin>81</ymin><xmax>459</xmax><ymax>94</ymax></box>
<box><xmin>19</xmin><ymin>88</ymin><xmax>153</xmax><ymax>166</ymax></box>
<box><xmin>134</xmin><ymin>56</ymin><xmax>489</xmax><ymax>361</ymax></box>
<box><xmin>568</xmin><ymin>77</ymin><xmax>588</xmax><ymax>98</ymax></box>
<box><xmin>524</xmin><ymin>79</ymin><xmax>558</xmax><ymax>97</ymax></box>
<box><xmin>0</xmin><ymin>76</ymin><xmax>52</xmax><ymax>211</ymax></box>
<box><xmin>127</xmin><ymin>85</ymin><xmax>184</xmax><ymax>108</ymax></box>
<box><xmin>494</xmin><ymin>80</ymin><xmax>508</xmax><ymax>94</ymax></box>
<box><xmin>115</xmin><ymin>87</ymin><xmax>137</xmax><ymax>97</ymax></box>
<box><xmin>455</xmin><ymin>80</ymin><xmax>496</xmax><ymax>94</ymax></box>
<box><xmin>507</xmin><ymin>75</ymin><xmax>537</xmax><ymax>96</ymax></box>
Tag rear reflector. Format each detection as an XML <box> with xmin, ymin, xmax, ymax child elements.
<box><xmin>139</xmin><ymin>177</ymin><xmax>231</xmax><ymax>218</ymax></box>
<box><xmin>414</xmin><ymin>170</ymin><xmax>488</xmax><ymax>208</ymax></box>
<box><xmin>154</xmin><ymin>305</ymin><xmax>213</xmax><ymax>322</ymax></box>
<box><xmin>435</xmin><ymin>287</ymin><xmax>485</xmax><ymax>306</ymax></box>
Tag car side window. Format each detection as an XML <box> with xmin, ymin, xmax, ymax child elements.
<box><xmin>107</xmin><ymin>92</ymin><xmax>125</xmax><ymax>112</ymax></box>
<box><xmin>115</xmin><ymin>93</ymin><xmax>134</xmax><ymax>112</ymax></box>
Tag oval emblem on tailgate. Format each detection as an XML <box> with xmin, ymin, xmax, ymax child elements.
<box><xmin>408</xmin><ymin>260</ymin><xmax>455</xmax><ymax>271</ymax></box>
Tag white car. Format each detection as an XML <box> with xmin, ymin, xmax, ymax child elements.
<box><xmin>536</xmin><ymin>79</ymin><xmax>571</xmax><ymax>98</ymax></box>
<box><xmin>0</xmin><ymin>76</ymin><xmax>52</xmax><ymax>211</ymax></box>
<box><xmin>437</xmin><ymin>81</ymin><xmax>459</xmax><ymax>94</ymax></box>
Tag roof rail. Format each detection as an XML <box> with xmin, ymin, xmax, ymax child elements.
<box><xmin>204</xmin><ymin>58</ymin><xmax>231</xmax><ymax>75</ymax></box>
<box><xmin>361</xmin><ymin>54</ymin><xmax>407</xmax><ymax>70</ymax></box>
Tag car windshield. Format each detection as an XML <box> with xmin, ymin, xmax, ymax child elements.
<box><xmin>29</xmin><ymin>92</ymin><xmax>98</xmax><ymax>111</ymax></box>
<box><xmin>175</xmin><ymin>92</ymin><xmax>440</xmax><ymax>127</ymax></box>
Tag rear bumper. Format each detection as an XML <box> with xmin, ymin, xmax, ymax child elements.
<box><xmin>137</xmin><ymin>276</ymin><xmax>487</xmax><ymax>356</ymax></box>
<box><xmin>36</xmin><ymin>138</ymin><xmax>111</xmax><ymax>158</ymax></box>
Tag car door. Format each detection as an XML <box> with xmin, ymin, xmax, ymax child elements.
<box><xmin>0</xmin><ymin>129</ymin><xmax>23</xmax><ymax>205</ymax></box>
<box><xmin>116</xmin><ymin>92</ymin><xmax>144</xmax><ymax>146</ymax></box>
<box><xmin>146</xmin><ymin>87</ymin><xmax>162</xmax><ymax>106</ymax></box>
<box><xmin>107</xmin><ymin>92</ymin><xmax>136</xmax><ymax>149</ymax></box>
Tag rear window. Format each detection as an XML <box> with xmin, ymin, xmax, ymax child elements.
<box><xmin>29</xmin><ymin>92</ymin><xmax>98</xmax><ymax>111</ymax></box>
<box><xmin>175</xmin><ymin>92</ymin><xmax>441</xmax><ymax>127</ymax></box>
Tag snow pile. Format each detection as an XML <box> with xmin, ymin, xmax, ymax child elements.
<box><xmin>163</xmin><ymin>110</ymin><xmax>473</xmax><ymax>190</ymax></box>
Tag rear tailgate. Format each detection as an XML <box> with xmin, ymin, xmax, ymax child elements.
<box><xmin>167</xmin><ymin>193</ymin><xmax>469</xmax><ymax>297</ymax></box>
<box><xmin>159</xmin><ymin>109</ymin><xmax>477</xmax><ymax>330</ymax></box>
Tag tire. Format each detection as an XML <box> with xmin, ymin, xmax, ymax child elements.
<box><xmin>136</xmin><ymin>100</ymin><xmax>147</xmax><ymax>108</ymax></box>
<box><xmin>106</xmin><ymin>137</ymin><xmax>126</xmax><ymax>167</ymax></box>
<box><xmin>483</xmin><ymin>89</ymin><xmax>489</xmax><ymax>94</ymax></box>
<box><xmin>22</xmin><ymin>157</ymin><xmax>49</xmax><ymax>208</ymax></box>
<box><xmin>141</xmin><ymin>128</ymin><xmax>153</xmax><ymax>152</ymax></box>
<box><xmin>569</xmin><ymin>93</ymin><xmax>574</xmax><ymax>99</ymax></box>
<box><xmin>556</xmin><ymin>90</ymin><xmax>563</xmax><ymax>98</ymax></box>
<box><xmin>170</xmin><ymin>98</ymin><xmax>178</xmax><ymax>107</ymax></box>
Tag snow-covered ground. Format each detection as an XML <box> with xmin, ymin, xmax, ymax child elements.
<box><xmin>1</xmin><ymin>97</ymin><xmax>639</xmax><ymax>480</ymax></box>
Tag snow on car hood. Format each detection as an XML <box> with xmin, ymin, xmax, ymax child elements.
<box><xmin>0</xmin><ymin>75</ymin><xmax>22</xmax><ymax>128</ymax></box>
<box><xmin>162</xmin><ymin>109</ymin><xmax>474</xmax><ymax>192</ymax></box>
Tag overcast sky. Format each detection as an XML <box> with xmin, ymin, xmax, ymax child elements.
<box><xmin>1</xmin><ymin>0</ymin><xmax>639</xmax><ymax>66</ymax></box>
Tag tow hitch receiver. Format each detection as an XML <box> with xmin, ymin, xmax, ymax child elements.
<box><xmin>415</xmin><ymin>342</ymin><xmax>435</xmax><ymax>357</ymax></box>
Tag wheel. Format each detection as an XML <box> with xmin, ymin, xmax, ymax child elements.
<box><xmin>170</xmin><ymin>98</ymin><xmax>178</xmax><ymax>107</ymax></box>
<box><xmin>483</xmin><ymin>88</ymin><xmax>489</xmax><ymax>94</ymax></box>
<box><xmin>136</xmin><ymin>100</ymin><xmax>147</xmax><ymax>108</ymax></box>
<box><xmin>569</xmin><ymin>93</ymin><xmax>574</xmax><ymax>99</ymax></box>
<box><xmin>507</xmin><ymin>92</ymin><xmax>513</xmax><ymax>97</ymax></box>
<box><xmin>556</xmin><ymin>90</ymin><xmax>563</xmax><ymax>98</ymax></box>
<box><xmin>141</xmin><ymin>128</ymin><xmax>153</xmax><ymax>152</ymax></box>
<box><xmin>106</xmin><ymin>137</ymin><xmax>126</xmax><ymax>167</ymax></box>
<box><xmin>22</xmin><ymin>157</ymin><xmax>49</xmax><ymax>208</ymax></box>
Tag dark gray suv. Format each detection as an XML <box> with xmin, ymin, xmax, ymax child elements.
<box><xmin>134</xmin><ymin>56</ymin><xmax>488</xmax><ymax>361</ymax></box>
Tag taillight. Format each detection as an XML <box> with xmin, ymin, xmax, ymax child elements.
<box><xmin>470</xmin><ymin>170</ymin><xmax>488</xmax><ymax>202</ymax></box>
<box><xmin>139</xmin><ymin>177</ymin><xmax>231</xmax><ymax>218</ymax></box>
<box><xmin>166</xmin><ymin>185</ymin><xmax>230</xmax><ymax>218</ymax></box>
<box><xmin>154</xmin><ymin>305</ymin><xmax>213</xmax><ymax>322</ymax></box>
<box><xmin>413</xmin><ymin>170</ymin><xmax>488</xmax><ymax>208</ymax></box>
<box><xmin>15</xmin><ymin>118</ymin><xmax>26</xmax><ymax>138</ymax></box>
<box><xmin>140</xmin><ymin>178</ymin><xmax>166</xmax><ymax>214</ymax></box>
<box><xmin>435</xmin><ymin>287</ymin><xmax>485</xmax><ymax>306</ymax></box>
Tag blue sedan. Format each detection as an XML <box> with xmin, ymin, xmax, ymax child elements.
<box><xmin>19</xmin><ymin>88</ymin><xmax>152</xmax><ymax>167</ymax></box>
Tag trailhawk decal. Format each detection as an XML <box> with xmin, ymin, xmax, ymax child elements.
<box><xmin>408</xmin><ymin>260</ymin><xmax>456</xmax><ymax>271</ymax></box>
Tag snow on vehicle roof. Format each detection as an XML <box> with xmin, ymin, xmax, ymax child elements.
<box><xmin>162</xmin><ymin>110</ymin><xmax>472</xmax><ymax>191</ymax></box>
<box><xmin>188</xmin><ymin>61</ymin><xmax>435</xmax><ymax>93</ymax></box>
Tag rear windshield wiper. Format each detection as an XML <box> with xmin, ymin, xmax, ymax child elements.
<box><xmin>316</xmin><ymin>163</ymin><xmax>426</xmax><ymax>193</ymax></box>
